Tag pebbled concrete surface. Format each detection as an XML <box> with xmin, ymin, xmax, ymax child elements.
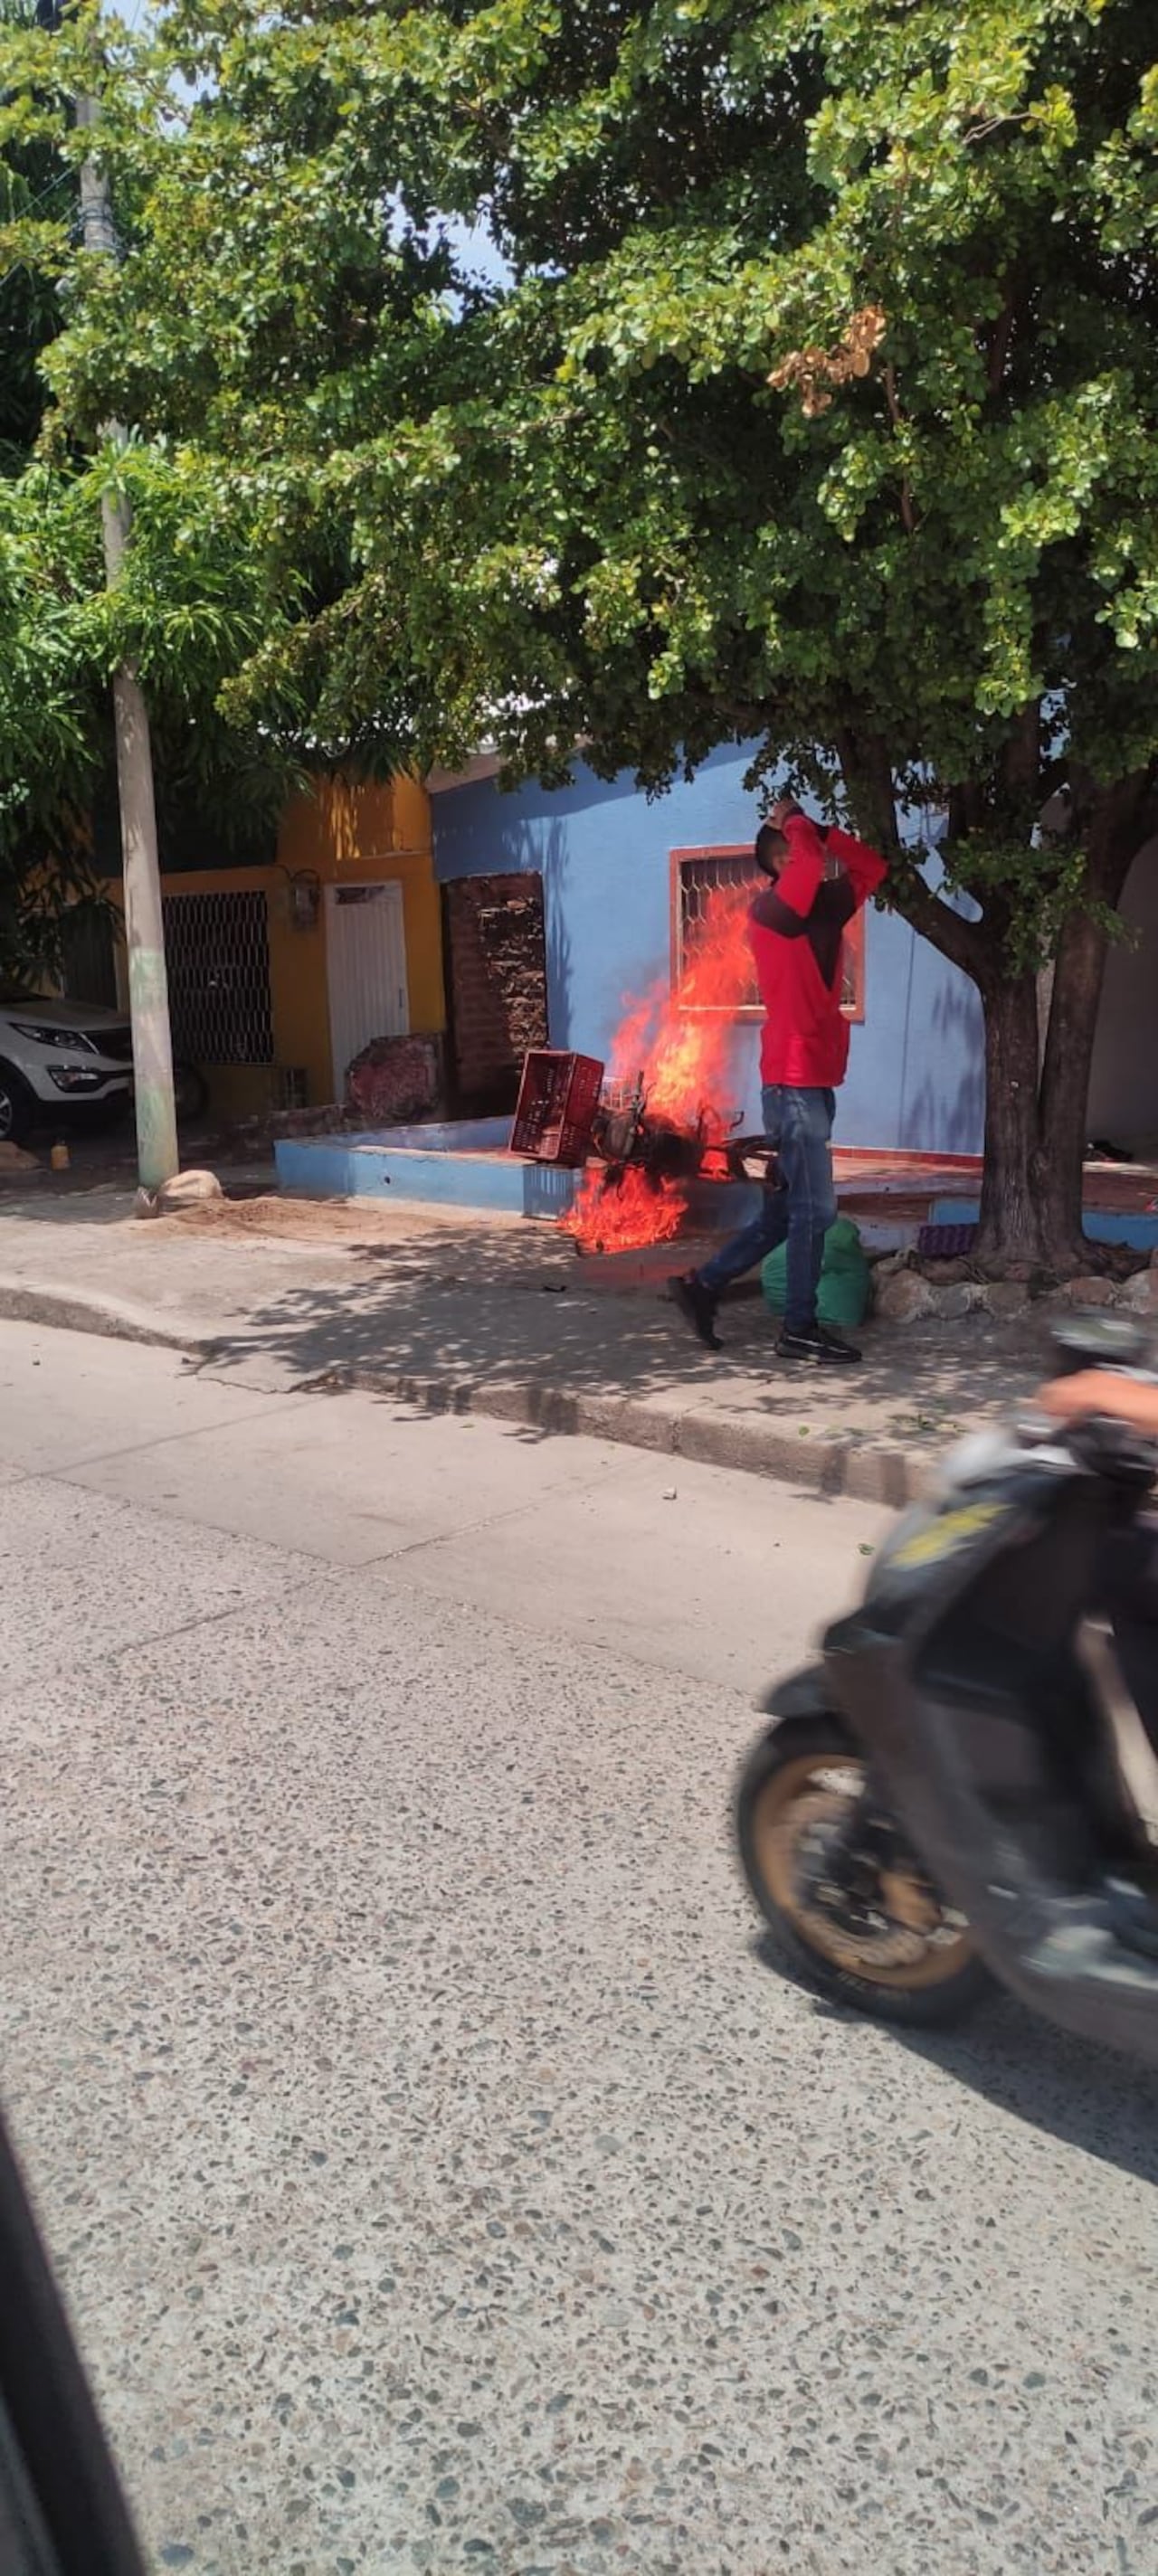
<box><xmin>0</xmin><ymin>1324</ymin><xmax>1155</xmax><ymax>2576</ymax></box>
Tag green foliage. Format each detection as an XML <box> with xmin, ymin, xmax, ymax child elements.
<box><xmin>2</xmin><ymin>0</ymin><xmax>1157</xmax><ymax>1056</ymax></box>
<box><xmin>0</xmin><ymin>1</ymin><xmax>317</xmax><ymax>974</ymax></box>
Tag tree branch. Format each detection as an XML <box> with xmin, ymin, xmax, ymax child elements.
<box><xmin>881</xmin><ymin>363</ymin><xmax>915</xmax><ymax>535</ymax></box>
<box><xmin>1038</xmin><ymin>772</ymin><xmax>1155</xmax><ymax>1159</ymax></box>
<box><xmin>986</xmin><ymin>281</ymin><xmax>1017</xmax><ymax>398</ymax></box>
<box><xmin>947</xmin><ymin>779</ymin><xmax>986</xmax><ymax>838</ymax></box>
<box><xmin>962</xmin><ymin>112</ymin><xmax>1031</xmax><ymax>147</ymax></box>
<box><xmin>834</xmin><ymin>724</ymin><xmax>899</xmax><ymax>849</ymax></box>
<box><xmin>1001</xmin><ymin>698</ymin><xmax>1040</xmax><ymax>800</ymax></box>
<box><xmin>901</xmin><ymin>875</ymin><xmax>985</xmax><ymax>980</ymax></box>
<box><xmin>834</xmin><ymin>722</ymin><xmax>983</xmax><ymax>976</ymax></box>
<box><xmin>1084</xmin><ymin>771</ymin><xmax>1155</xmax><ymax>904</ymax></box>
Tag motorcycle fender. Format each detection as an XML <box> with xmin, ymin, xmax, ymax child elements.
<box><xmin>755</xmin><ymin>1664</ymin><xmax>834</xmax><ymax>1723</ymax></box>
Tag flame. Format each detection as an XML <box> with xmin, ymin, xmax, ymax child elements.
<box><xmin>569</xmin><ymin>1167</ymin><xmax>687</xmax><ymax>1256</ymax></box>
<box><xmin>565</xmin><ymin>877</ymin><xmax>755</xmax><ymax>1254</ymax></box>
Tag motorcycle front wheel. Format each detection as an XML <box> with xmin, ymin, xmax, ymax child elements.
<box><xmin>736</xmin><ymin>1714</ymin><xmax>993</xmax><ymax>2028</ymax></box>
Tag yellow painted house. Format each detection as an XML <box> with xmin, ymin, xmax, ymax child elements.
<box><xmin>100</xmin><ymin>773</ymin><xmax>443</xmax><ymax>1120</ymax></box>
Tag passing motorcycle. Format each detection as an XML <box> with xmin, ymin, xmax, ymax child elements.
<box><xmin>736</xmin><ymin>1318</ymin><xmax>1158</xmax><ymax>2059</ymax></box>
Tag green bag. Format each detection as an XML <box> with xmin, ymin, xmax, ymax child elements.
<box><xmin>762</xmin><ymin>1215</ymin><xmax>871</xmax><ymax>1330</ymax></box>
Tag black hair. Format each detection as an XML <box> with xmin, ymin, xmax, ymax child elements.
<box><xmin>755</xmin><ymin>821</ymin><xmax>789</xmax><ymax>878</ymax></box>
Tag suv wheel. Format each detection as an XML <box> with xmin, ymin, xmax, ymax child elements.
<box><xmin>0</xmin><ymin>1064</ymin><xmax>33</xmax><ymax>1146</ymax></box>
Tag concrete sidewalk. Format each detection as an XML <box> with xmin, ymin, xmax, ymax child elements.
<box><xmin>0</xmin><ymin>1180</ymin><xmax>1056</xmax><ymax>1501</ymax></box>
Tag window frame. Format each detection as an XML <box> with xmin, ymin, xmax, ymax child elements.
<box><xmin>669</xmin><ymin>844</ymin><xmax>866</xmax><ymax>1025</ymax></box>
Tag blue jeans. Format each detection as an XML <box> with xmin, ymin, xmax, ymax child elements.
<box><xmin>697</xmin><ymin>1085</ymin><xmax>838</xmax><ymax>1334</ymax></box>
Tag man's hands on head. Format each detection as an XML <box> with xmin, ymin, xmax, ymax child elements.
<box><xmin>766</xmin><ymin>795</ymin><xmax>803</xmax><ymax>830</ymax></box>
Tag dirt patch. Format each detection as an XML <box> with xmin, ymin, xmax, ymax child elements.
<box><xmin>156</xmin><ymin>1192</ymin><xmax>530</xmax><ymax>1251</ymax></box>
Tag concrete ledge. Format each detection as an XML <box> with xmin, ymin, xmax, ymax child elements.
<box><xmin>928</xmin><ymin>1196</ymin><xmax>1158</xmax><ymax>1253</ymax></box>
<box><xmin>0</xmin><ymin>1280</ymin><xmax>202</xmax><ymax>1351</ymax></box>
<box><xmin>275</xmin><ymin>1134</ymin><xmax>581</xmax><ymax>1217</ymax></box>
<box><xmin>311</xmin><ymin>1362</ymin><xmax>933</xmax><ymax>1506</ymax></box>
<box><xmin>274</xmin><ymin>1132</ymin><xmax>764</xmax><ymax>1233</ymax></box>
<box><xmin>0</xmin><ymin>1273</ymin><xmax>932</xmax><ymax>1505</ymax></box>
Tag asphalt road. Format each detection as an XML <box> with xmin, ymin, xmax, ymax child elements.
<box><xmin>0</xmin><ymin>1321</ymin><xmax>1154</xmax><ymax>2576</ymax></box>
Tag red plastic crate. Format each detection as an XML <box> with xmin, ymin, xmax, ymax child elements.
<box><xmin>511</xmin><ymin>1049</ymin><xmax>605</xmax><ymax>1166</ymax></box>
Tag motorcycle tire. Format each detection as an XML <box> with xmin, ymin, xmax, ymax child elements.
<box><xmin>735</xmin><ymin>1713</ymin><xmax>994</xmax><ymax>2029</ymax></box>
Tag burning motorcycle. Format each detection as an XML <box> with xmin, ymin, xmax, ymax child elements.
<box><xmin>736</xmin><ymin>1317</ymin><xmax>1158</xmax><ymax>2060</ymax></box>
<box><xmin>567</xmin><ymin>1074</ymin><xmax>781</xmax><ymax>1253</ymax></box>
<box><xmin>592</xmin><ymin>1075</ymin><xmax>780</xmax><ymax>1191</ymax></box>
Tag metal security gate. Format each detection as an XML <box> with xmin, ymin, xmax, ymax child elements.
<box><xmin>162</xmin><ymin>889</ymin><xmax>273</xmax><ymax>1063</ymax></box>
<box><xmin>327</xmin><ymin>881</ymin><xmax>409</xmax><ymax>1096</ymax></box>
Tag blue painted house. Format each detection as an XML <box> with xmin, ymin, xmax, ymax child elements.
<box><xmin>431</xmin><ymin>743</ymin><xmax>1158</xmax><ymax>1160</ymax></box>
<box><xmin>272</xmin><ymin>741</ymin><xmax>1158</xmax><ymax>1215</ymax></box>
<box><xmin>431</xmin><ymin>741</ymin><xmax>990</xmax><ymax>1157</ymax></box>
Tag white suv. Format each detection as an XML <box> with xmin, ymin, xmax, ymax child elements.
<box><xmin>0</xmin><ymin>991</ymin><xmax>135</xmax><ymax>1143</ymax></box>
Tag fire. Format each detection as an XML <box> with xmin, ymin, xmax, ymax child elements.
<box><xmin>569</xmin><ymin>1167</ymin><xmax>688</xmax><ymax>1256</ymax></box>
<box><xmin>565</xmin><ymin>877</ymin><xmax>756</xmax><ymax>1254</ymax></box>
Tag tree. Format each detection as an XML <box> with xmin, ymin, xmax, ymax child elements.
<box><xmin>0</xmin><ymin>0</ymin><xmax>98</xmax><ymax>980</ymax></box>
<box><xmin>6</xmin><ymin>0</ymin><xmax>1158</xmax><ymax>1262</ymax></box>
<box><xmin>0</xmin><ymin>2</ymin><xmax>318</xmax><ymax>988</ymax></box>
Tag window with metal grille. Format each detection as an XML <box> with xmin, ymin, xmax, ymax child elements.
<box><xmin>162</xmin><ymin>890</ymin><xmax>273</xmax><ymax>1065</ymax></box>
<box><xmin>671</xmin><ymin>845</ymin><xmax>865</xmax><ymax>1021</ymax></box>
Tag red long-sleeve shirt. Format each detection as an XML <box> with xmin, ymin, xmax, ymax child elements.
<box><xmin>749</xmin><ymin>813</ymin><xmax>887</xmax><ymax>1088</ymax></box>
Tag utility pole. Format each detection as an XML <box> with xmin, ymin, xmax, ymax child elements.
<box><xmin>74</xmin><ymin>94</ymin><xmax>179</xmax><ymax>1188</ymax></box>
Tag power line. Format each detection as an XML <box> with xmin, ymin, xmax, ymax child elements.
<box><xmin>2</xmin><ymin>0</ymin><xmax>152</xmax><ymax>298</ymax></box>
<box><xmin>0</xmin><ymin>161</ymin><xmax>76</xmax><ymax>298</ymax></box>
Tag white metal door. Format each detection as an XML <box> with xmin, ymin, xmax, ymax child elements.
<box><xmin>326</xmin><ymin>881</ymin><xmax>409</xmax><ymax>1094</ymax></box>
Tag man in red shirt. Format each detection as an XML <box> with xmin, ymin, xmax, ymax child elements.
<box><xmin>672</xmin><ymin>797</ymin><xmax>887</xmax><ymax>1366</ymax></box>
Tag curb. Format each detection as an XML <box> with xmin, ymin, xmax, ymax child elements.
<box><xmin>0</xmin><ymin>1280</ymin><xmax>203</xmax><ymax>1352</ymax></box>
<box><xmin>302</xmin><ymin>1364</ymin><xmax>931</xmax><ymax>1506</ymax></box>
<box><xmin>0</xmin><ymin>1277</ymin><xmax>930</xmax><ymax>1505</ymax></box>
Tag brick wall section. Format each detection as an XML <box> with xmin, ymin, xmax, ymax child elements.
<box><xmin>346</xmin><ymin>1033</ymin><xmax>443</xmax><ymax>1123</ymax></box>
<box><xmin>444</xmin><ymin>872</ymin><xmax>548</xmax><ymax>1112</ymax></box>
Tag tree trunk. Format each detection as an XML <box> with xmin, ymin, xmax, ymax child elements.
<box><xmin>1036</xmin><ymin>905</ymin><xmax>1115</xmax><ymax>1258</ymax></box>
<box><xmin>975</xmin><ymin>913</ymin><xmax>1113</xmax><ymax>1273</ymax></box>
<box><xmin>834</xmin><ymin>723</ymin><xmax>1153</xmax><ymax>1274</ymax></box>
<box><xmin>974</xmin><ymin>971</ymin><xmax>1055</xmax><ymax>1265</ymax></box>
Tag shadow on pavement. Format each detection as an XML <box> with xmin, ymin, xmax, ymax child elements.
<box><xmin>189</xmin><ymin>1227</ymin><xmax>1053</xmax><ymax>1445</ymax></box>
<box><xmin>0</xmin><ymin>1189</ymin><xmax>142</xmax><ymax>1227</ymax></box>
<box><xmin>897</xmin><ymin>2002</ymin><xmax>1158</xmax><ymax>2188</ymax></box>
<box><xmin>753</xmin><ymin>1934</ymin><xmax>1158</xmax><ymax>2184</ymax></box>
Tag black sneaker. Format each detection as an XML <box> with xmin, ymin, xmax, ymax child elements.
<box><xmin>777</xmin><ymin>1321</ymin><xmax>862</xmax><ymax>1367</ymax></box>
<box><xmin>670</xmin><ymin>1272</ymin><xmax>723</xmax><ymax>1351</ymax></box>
